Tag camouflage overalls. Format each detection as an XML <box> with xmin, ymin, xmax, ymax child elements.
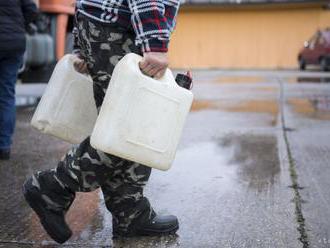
<box><xmin>30</xmin><ymin>12</ymin><xmax>154</xmax><ymax>234</ymax></box>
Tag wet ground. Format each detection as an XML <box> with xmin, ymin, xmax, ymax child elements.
<box><xmin>1</xmin><ymin>69</ymin><xmax>330</xmax><ymax>247</ymax></box>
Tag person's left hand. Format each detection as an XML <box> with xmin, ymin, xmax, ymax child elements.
<box><xmin>73</xmin><ymin>54</ymin><xmax>88</xmax><ymax>74</ymax></box>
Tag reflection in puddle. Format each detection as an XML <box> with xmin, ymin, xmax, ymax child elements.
<box><xmin>219</xmin><ymin>135</ymin><xmax>280</xmax><ymax>192</ymax></box>
<box><xmin>288</xmin><ymin>97</ymin><xmax>330</xmax><ymax>120</ymax></box>
<box><xmin>172</xmin><ymin>142</ymin><xmax>238</xmax><ymax>193</ymax></box>
<box><xmin>286</xmin><ymin>77</ymin><xmax>330</xmax><ymax>84</ymax></box>
<box><xmin>191</xmin><ymin>100</ymin><xmax>218</xmax><ymax>111</ymax></box>
<box><xmin>216</xmin><ymin>76</ymin><xmax>267</xmax><ymax>84</ymax></box>
<box><xmin>191</xmin><ymin>100</ymin><xmax>278</xmax><ymax>125</ymax></box>
<box><xmin>256</xmin><ymin>86</ymin><xmax>278</xmax><ymax>92</ymax></box>
<box><xmin>173</xmin><ymin>134</ymin><xmax>280</xmax><ymax>193</ymax></box>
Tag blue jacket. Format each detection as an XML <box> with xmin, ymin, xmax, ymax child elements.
<box><xmin>0</xmin><ymin>0</ymin><xmax>38</xmax><ymax>52</ymax></box>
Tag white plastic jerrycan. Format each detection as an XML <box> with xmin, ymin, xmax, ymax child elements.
<box><xmin>31</xmin><ymin>54</ymin><xmax>98</xmax><ymax>144</ymax></box>
<box><xmin>90</xmin><ymin>53</ymin><xmax>193</xmax><ymax>171</ymax></box>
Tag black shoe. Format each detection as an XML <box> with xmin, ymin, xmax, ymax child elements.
<box><xmin>136</xmin><ymin>212</ymin><xmax>179</xmax><ymax>236</ymax></box>
<box><xmin>23</xmin><ymin>177</ymin><xmax>72</xmax><ymax>244</ymax></box>
<box><xmin>0</xmin><ymin>149</ymin><xmax>10</xmax><ymax>160</ymax></box>
<box><xmin>113</xmin><ymin>209</ymin><xmax>179</xmax><ymax>238</ymax></box>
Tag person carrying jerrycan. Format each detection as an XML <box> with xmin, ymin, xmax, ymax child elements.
<box><xmin>23</xmin><ymin>0</ymin><xmax>181</xmax><ymax>244</ymax></box>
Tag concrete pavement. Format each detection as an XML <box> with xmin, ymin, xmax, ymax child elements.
<box><xmin>0</xmin><ymin>70</ymin><xmax>330</xmax><ymax>247</ymax></box>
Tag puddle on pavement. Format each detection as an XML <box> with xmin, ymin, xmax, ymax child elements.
<box><xmin>172</xmin><ymin>134</ymin><xmax>280</xmax><ymax>192</ymax></box>
<box><xmin>288</xmin><ymin>97</ymin><xmax>330</xmax><ymax>120</ymax></box>
<box><xmin>112</xmin><ymin>235</ymin><xmax>180</xmax><ymax>248</ymax></box>
<box><xmin>191</xmin><ymin>100</ymin><xmax>219</xmax><ymax>111</ymax></box>
<box><xmin>285</xmin><ymin>77</ymin><xmax>330</xmax><ymax>84</ymax></box>
<box><xmin>256</xmin><ymin>86</ymin><xmax>278</xmax><ymax>92</ymax></box>
<box><xmin>219</xmin><ymin>134</ymin><xmax>280</xmax><ymax>191</ymax></box>
<box><xmin>170</xmin><ymin>134</ymin><xmax>280</xmax><ymax>193</ymax></box>
<box><xmin>191</xmin><ymin>99</ymin><xmax>278</xmax><ymax>125</ymax></box>
<box><xmin>216</xmin><ymin>76</ymin><xmax>267</xmax><ymax>84</ymax></box>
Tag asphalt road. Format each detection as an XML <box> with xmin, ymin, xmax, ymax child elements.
<box><xmin>1</xmin><ymin>69</ymin><xmax>330</xmax><ymax>248</ymax></box>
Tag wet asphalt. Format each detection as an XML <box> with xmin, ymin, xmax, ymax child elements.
<box><xmin>1</xmin><ymin>69</ymin><xmax>330</xmax><ymax>248</ymax></box>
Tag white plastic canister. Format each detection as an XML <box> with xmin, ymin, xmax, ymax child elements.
<box><xmin>90</xmin><ymin>53</ymin><xmax>193</xmax><ymax>171</ymax></box>
<box><xmin>31</xmin><ymin>54</ymin><xmax>98</xmax><ymax>144</ymax></box>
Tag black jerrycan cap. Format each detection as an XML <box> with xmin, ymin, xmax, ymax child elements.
<box><xmin>175</xmin><ymin>72</ymin><xmax>193</xmax><ymax>90</ymax></box>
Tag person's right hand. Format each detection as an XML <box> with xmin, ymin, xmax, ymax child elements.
<box><xmin>139</xmin><ymin>52</ymin><xmax>169</xmax><ymax>79</ymax></box>
<box><xmin>73</xmin><ymin>55</ymin><xmax>88</xmax><ymax>74</ymax></box>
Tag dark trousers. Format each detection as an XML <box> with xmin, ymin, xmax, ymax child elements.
<box><xmin>0</xmin><ymin>51</ymin><xmax>23</xmax><ymax>150</ymax></box>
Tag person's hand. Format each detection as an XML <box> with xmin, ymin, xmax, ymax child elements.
<box><xmin>73</xmin><ymin>54</ymin><xmax>88</xmax><ymax>74</ymax></box>
<box><xmin>139</xmin><ymin>52</ymin><xmax>169</xmax><ymax>79</ymax></box>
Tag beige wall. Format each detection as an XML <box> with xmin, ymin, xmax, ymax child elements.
<box><xmin>168</xmin><ymin>6</ymin><xmax>330</xmax><ymax>69</ymax></box>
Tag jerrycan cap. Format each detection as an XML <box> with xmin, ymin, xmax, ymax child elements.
<box><xmin>175</xmin><ymin>71</ymin><xmax>193</xmax><ymax>90</ymax></box>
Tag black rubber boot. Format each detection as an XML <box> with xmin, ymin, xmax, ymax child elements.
<box><xmin>23</xmin><ymin>177</ymin><xmax>72</xmax><ymax>244</ymax></box>
<box><xmin>112</xmin><ymin>199</ymin><xmax>179</xmax><ymax>238</ymax></box>
<box><xmin>0</xmin><ymin>149</ymin><xmax>10</xmax><ymax>160</ymax></box>
<box><xmin>134</xmin><ymin>210</ymin><xmax>179</xmax><ymax>236</ymax></box>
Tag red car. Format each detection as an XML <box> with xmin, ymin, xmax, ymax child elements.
<box><xmin>298</xmin><ymin>29</ymin><xmax>330</xmax><ymax>71</ymax></box>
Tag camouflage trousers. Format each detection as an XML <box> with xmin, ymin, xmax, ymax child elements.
<box><xmin>30</xmin><ymin>13</ymin><xmax>153</xmax><ymax>233</ymax></box>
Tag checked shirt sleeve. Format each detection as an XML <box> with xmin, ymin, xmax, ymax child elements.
<box><xmin>127</xmin><ymin>0</ymin><xmax>180</xmax><ymax>53</ymax></box>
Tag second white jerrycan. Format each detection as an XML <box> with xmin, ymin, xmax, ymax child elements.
<box><xmin>31</xmin><ymin>54</ymin><xmax>98</xmax><ymax>144</ymax></box>
<box><xmin>90</xmin><ymin>53</ymin><xmax>194</xmax><ymax>171</ymax></box>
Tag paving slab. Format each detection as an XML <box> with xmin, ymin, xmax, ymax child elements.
<box><xmin>283</xmin><ymin>84</ymin><xmax>330</xmax><ymax>248</ymax></box>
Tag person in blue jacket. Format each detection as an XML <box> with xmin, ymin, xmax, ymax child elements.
<box><xmin>0</xmin><ymin>0</ymin><xmax>38</xmax><ymax>160</ymax></box>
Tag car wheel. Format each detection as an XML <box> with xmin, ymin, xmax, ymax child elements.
<box><xmin>299</xmin><ymin>57</ymin><xmax>306</xmax><ymax>70</ymax></box>
<box><xmin>320</xmin><ymin>57</ymin><xmax>328</xmax><ymax>72</ymax></box>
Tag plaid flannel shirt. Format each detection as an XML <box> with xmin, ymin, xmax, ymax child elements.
<box><xmin>76</xmin><ymin>0</ymin><xmax>180</xmax><ymax>52</ymax></box>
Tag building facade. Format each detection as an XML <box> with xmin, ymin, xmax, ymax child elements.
<box><xmin>169</xmin><ymin>0</ymin><xmax>330</xmax><ymax>69</ymax></box>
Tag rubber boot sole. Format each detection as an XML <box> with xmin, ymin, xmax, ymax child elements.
<box><xmin>113</xmin><ymin>220</ymin><xmax>179</xmax><ymax>238</ymax></box>
<box><xmin>136</xmin><ymin>221</ymin><xmax>179</xmax><ymax>236</ymax></box>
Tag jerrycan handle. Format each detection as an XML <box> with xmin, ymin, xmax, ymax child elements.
<box><xmin>129</xmin><ymin>53</ymin><xmax>193</xmax><ymax>89</ymax></box>
<box><xmin>129</xmin><ymin>53</ymin><xmax>176</xmax><ymax>86</ymax></box>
